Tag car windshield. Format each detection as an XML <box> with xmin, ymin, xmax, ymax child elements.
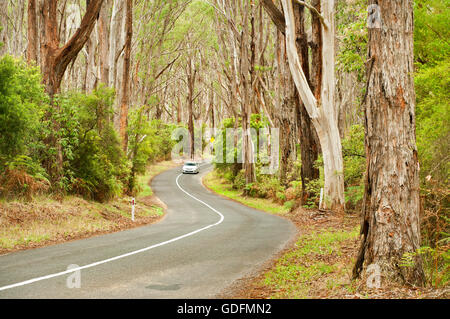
<box><xmin>185</xmin><ymin>163</ymin><xmax>197</xmax><ymax>166</ymax></box>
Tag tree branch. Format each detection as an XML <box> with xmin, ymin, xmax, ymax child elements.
<box><xmin>281</xmin><ymin>0</ymin><xmax>319</xmax><ymax>118</ymax></box>
<box><xmin>55</xmin><ymin>0</ymin><xmax>104</xmax><ymax>75</ymax></box>
<box><xmin>294</xmin><ymin>0</ymin><xmax>328</xmax><ymax>29</ymax></box>
<box><xmin>261</xmin><ymin>0</ymin><xmax>286</xmax><ymax>35</ymax></box>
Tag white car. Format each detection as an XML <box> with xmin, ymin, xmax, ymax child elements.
<box><xmin>182</xmin><ymin>161</ymin><xmax>199</xmax><ymax>174</ymax></box>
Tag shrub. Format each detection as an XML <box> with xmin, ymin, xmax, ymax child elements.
<box><xmin>284</xmin><ymin>200</ymin><xmax>296</xmax><ymax>212</ymax></box>
<box><xmin>233</xmin><ymin>170</ymin><xmax>246</xmax><ymax>190</ymax></box>
<box><xmin>49</xmin><ymin>87</ymin><xmax>130</xmax><ymax>201</ymax></box>
<box><xmin>304</xmin><ymin>178</ymin><xmax>324</xmax><ymax>209</ymax></box>
<box><xmin>415</xmin><ymin>61</ymin><xmax>450</xmax><ymax>186</ymax></box>
<box><xmin>0</xmin><ymin>155</ymin><xmax>50</xmax><ymax>200</ymax></box>
<box><xmin>127</xmin><ymin>112</ymin><xmax>177</xmax><ymax>193</ymax></box>
<box><xmin>0</xmin><ymin>55</ymin><xmax>46</xmax><ymax>162</ymax></box>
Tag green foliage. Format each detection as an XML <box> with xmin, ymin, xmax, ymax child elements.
<box><xmin>415</xmin><ymin>61</ymin><xmax>450</xmax><ymax>184</ymax></box>
<box><xmin>414</xmin><ymin>0</ymin><xmax>450</xmax><ymax>188</ymax></box>
<box><xmin>283</xmin><ymin>200</ymin><xmax>296</xmax><ymax>211</ymax></box>
<box><xmin>342</xmin><ymin>125</ymin><xmax>366</xmax><ymax>210</ymax></box>
<box><xmin>0</xmin><ymin>56</ymin><xmax>49</xmax><ymax>199</ymax></box>
<box><xmin>413</xmin><ymin>1</ymin><xmax>450</xmax><ymax>260</ymax></box>
<box><xmin>0</xmin><ymin>55</ymin><xmax>46</xmax><ymax>161</ymax></box>
<box><xmin>52</xmin><ymin>87</ymin><xmax>129</xmax><ymax>201</ymax></box>
<box><xmin>262</xmin><ymin>228</ymin><xmax>359</xmax><ymax>298</ymax></box>
<box><xmin>414</xmin><ymin>0</ymin><xmax>450</xmax><ymax>67</ymax></box>
<box><xmin>400</xmin><ymin>242</ymin><xmax>450</xmax><ymax>287</ymax></box>
<box><xmin>127</xmin><ymin>110</ymin><xmax>177</xmax><ymax>193</ymax></box>
<box><xmin>303</xmin><ymin>178</ymin><xmax>323</xmax><ymax>209</ymax></box>
<box><xmin>336</xmin><ymin>0</ymin><xmax>367</xmax><ymax>81</ymax></box>
<box><xmin>5</xmin><ymin>155</ymin><xmax>49</xmax><ymax>183</ymax></box>
<box><xmin>0</xmin><ymin>155</ymin><xmax>50</xmax><ymax>199</ymax></box>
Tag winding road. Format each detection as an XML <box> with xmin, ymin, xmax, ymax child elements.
<box><xmin>0</xmin><ymin>163</ymin><xmax>295</xmax><ymax>298</ymax></box>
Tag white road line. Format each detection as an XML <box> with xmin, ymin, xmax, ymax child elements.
<box><xmin>0</xmin><ymin>165</ymin><xmax>224</xmax><ymax>292</ymax></box>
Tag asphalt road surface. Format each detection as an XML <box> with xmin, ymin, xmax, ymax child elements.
<box><xmin>0</xmin><ymin>163</ymin><xmax>296</xmax><ymax>298</ymax></box>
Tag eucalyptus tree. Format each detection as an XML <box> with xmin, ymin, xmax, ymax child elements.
<box><xmin>119</xmin><ymin>0</ymin><xmax>132</xmax><ymax>151</ymax></box>
<box><xmin>210</xmin><ymin>0</ymin><xmax>260</xmax><ymax>184</ymax></box>
<box><xmin>37</xmin><ymin>0</ymin><xmax>104</xmax><ymax>97</ymax></box>
<box><xmin>26</xmin><ymin>0</ymin><xmax>104</xmax><ymax>181</ymax></box>
<box><xmin>273</xmin><ymin>0</ymin><xmax>345</xmax><ymax>211</ymax></box>
<box><xmin>261</xmin><ymin>0</ymin><xmax>321</xmax><ymax>195</ymax></box>
<box><xmin>133</xmin><ymin>0</ymin><xmax>191</xmax><ymax>116</ymax></box>
<box><xmin>353</xmin><ymin>0</ymin><xmax>425</xmax><ymax>287</ymax></box>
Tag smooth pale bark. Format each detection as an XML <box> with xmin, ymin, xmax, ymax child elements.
<box><xmin>108</xmin><ymin>0</ymin><xmax>121</xmax><ymax>87</ymax></box>
<box><xmin>353</xmin><ymin>0</ymin><xmax>425</xmax><ymax>286</ymax></box>
<box><xmin>262</xmin><ymin>0</ymin><xmax>319</xmax><ymax>192</ymax></box>
<box><xmin>84</xmin><ymin>28</ymin><xmax>97</xmax><ymax>93</ymax></box>
<box><xmin>119</xmin><ymin>0</ymin><xmax>132</xmax><ymax>151</ymax></box>
<box><xmin>281</xmin><ymin>0</ymin><xmax>345</xmax><ymax>211</ymax></box>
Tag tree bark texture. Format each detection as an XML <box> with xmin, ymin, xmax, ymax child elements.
<box><xmin>353</xmin><ymin>0</ymin><xmax>425</xmax><ymax>286</ymax></box>
<box><xmin>281</xmin><ymin>0</ymin><xmax>345</xmax><ymax>211</ymax></box>
<box><xmin>294</xmin><ymin>2</ymin><xmax>320</xmax><ymax>198</ymax></box>
<box><xmin>27</xmin><ymin>0</ymin><xmax>38</xmax><ymax>63</ymax></box>
<box><xmin>119</xmin><ymin>0</ymin><xmax>132</xmax><ymax>151</ymax></box>
<box><xmin>39</xmin><ymin>0</ymin><xmax>104</xmax><ymax>97</ymax></box>
<box><xmin>98</xmin><ymin>0</ymin><xmax>110</xmax><ymax>85</ymax></box>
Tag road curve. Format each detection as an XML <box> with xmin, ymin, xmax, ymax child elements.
<box><xmin>0</xmin><ymin>163</ymin><xmax>296</xmax><ymax>298</ymax></box>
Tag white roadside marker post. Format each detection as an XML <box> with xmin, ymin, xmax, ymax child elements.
<box><xmin>319</xmin><ymin>188</ymin><xmax>324</xmax><ymax>210</ymax></box>
<box><xmin>131</xmin><ymin>198</ymin><xmax>135</xmax><ymax>222</ymax></box>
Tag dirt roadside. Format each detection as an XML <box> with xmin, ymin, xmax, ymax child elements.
<box><xmin>0</xmin><ymin>161</ymin><xmax>179</xmax><ymax>256</ymax></box>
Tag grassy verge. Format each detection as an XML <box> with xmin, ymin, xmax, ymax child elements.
<box><xmin>203</xmin><ymin>171</ymin><xmax>290</xmax><ymax>215</ymax></box>
<box><xmin>261</xmin><ymin>227</ymin><xmax>360</xmax><ymax>298</ymax></box>
<box><xmin>0</xmin><ymin>161</ymin><xmax>177</xmax><ymax>254</ymax></box>
<box><xmin>204</xmin><ymin>170</ymin><xmax>359</xmax><ymax>298</ymax></box>
<box><xmin>206</xmin><ymin>169</ymin><xmax>449</xmax><ymax>299</ymax></box>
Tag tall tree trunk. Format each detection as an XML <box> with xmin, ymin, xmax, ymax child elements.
<box><xmin>0</xmin><ymin>1</ymin><xmax>7</xmax><ymax>56</ymax></box>
<box><xmin>281</xmin><ymin>0</ymin><xmax>345</xmax><ymax>211</ymax></box>
<box><xmin>177</xmin><ymin>91</ymin><xmax>182</xmax><ymax>124</ymax></box>
<box><xmin>98</xmin><ymin>0</ymin><xmax>110</xmax><ymax>85</ymax></box>
<box><xmin>37</xmin><ymin>0</ymin><xmax>103</xmax><ymax>181</ymax></box>
<box><xmin>241</xmin><ymin>1</ymin><xmax>255</xmax><ymax>185</ymax></box>
<box><xmin>27</xmin><ymin>0</ymin><xmax>38</xmax><ymax>63</ymax></box>
<box><xmin>108</xmin><ymin>0</ymin><xmax>121</xmax><ymax>87</ymax></box>
<box><xmin>353</xmin><ymin>0</ymin><xmax>425</xmax><ymax>286</ymax></box>
<box><xmin>186</xmin><ymin>58</ymin><xmax>196</xmax><ymax>160</ymax></box>
<box><xmin>119</xmin><ymin>0</ymin><xmax>132</xmax><ymax>152</ymax></box>
<box><xmin>84</xmin><ymin>29</ymin><xmax>97</xmax><ymax>93</ymax></box>
<box><xmin>276</xmin><ymin>30</ymin><xmax>295</xmax><ymax>186</ymax></box>
<box><xmin>295</xmin><ymin>2</ymin><xmax>320</xmax><ymax>198</ymax></box>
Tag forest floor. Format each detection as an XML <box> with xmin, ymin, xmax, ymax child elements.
<box><xmin>204</xmin><ymin>171</ymin><xmax>450</xmax><ymax>299</ymax></box>
<box><xmin>0</xmin><ymin>160</ymin><xmax>178</xmax><ymax>256</ymax></box>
